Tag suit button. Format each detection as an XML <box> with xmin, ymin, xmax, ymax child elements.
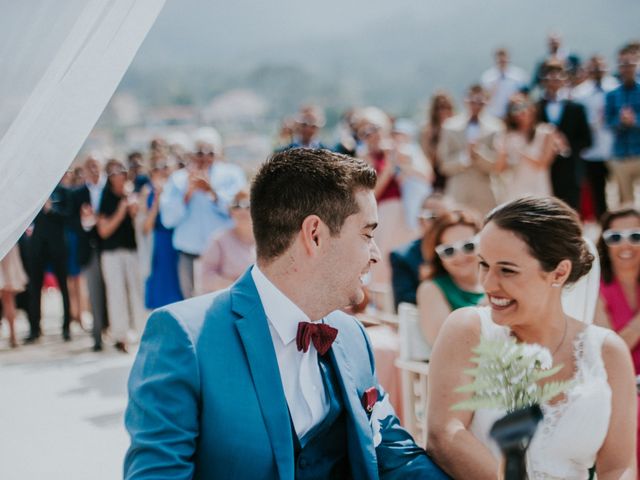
<box><xmin>299</xmin><ymin>458</ymin><xmax>308</xmax><ymax>469</ymax></box>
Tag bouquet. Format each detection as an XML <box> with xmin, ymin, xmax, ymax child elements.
<box><xmin>452</xmin><ymin>336</ymin><xmax>573</xmax><ymax>413</ymax></box>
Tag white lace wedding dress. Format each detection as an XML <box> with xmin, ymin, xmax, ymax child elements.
<box><xmin>469</xmin><ymin>307</ymin><xmax>613</xmax><ymax>480</ymax></box>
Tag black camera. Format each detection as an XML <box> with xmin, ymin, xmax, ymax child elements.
<box><xmin>490</xmin><ymin>405</ymin><xmax>543</xmax><ymax>480</ymax></box>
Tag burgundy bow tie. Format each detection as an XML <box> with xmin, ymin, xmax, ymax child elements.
<box><xmin>296</xmin><ymin>321</ymin><xmax>338</xmax><ymax>356</ymax></box>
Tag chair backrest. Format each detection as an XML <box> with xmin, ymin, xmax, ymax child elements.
<box><xmin>397</xmin><ymin>302</ymin><xmax>432</xmax><ymax>361</ymax></box>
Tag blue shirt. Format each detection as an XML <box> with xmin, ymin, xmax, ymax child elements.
<box><xmin>160</xmin><ymin>163</ymin><xmax>246</xmax><ymax>255</ymax></box>
<box><xmin>389</xmin><ymin>238</ymin><xmax>424</xmax><ymax>310</ymax></box>
<box><xmin>605</xmin><ymin>82</ymin><xmax>640</xmax><ymax>158</ymax></box>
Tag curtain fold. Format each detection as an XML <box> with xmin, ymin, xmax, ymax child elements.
<box><xmin>0</xmin><ymin>0</ymin><xmax>165</xmax><ymax>259</ymax></box>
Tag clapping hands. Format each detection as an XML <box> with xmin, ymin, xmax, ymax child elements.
<box><xmin>620</xmin><ymin>107</ymin><xmax>637</xmax><ymax>127</ymax></box>
<box><xmin>185</xmin><ymin>171</ymin><xmax>216</xmax><ymax>203</ymax></box>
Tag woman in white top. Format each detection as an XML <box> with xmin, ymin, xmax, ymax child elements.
<box><xmin>495</xmin><ymin>93</ymin><xmax>557</xmax><ymax>202</ymax></box>
<box><xmin>427</xmin><ymin>197</ymin><xmax>637</xmax><ymax>479</ymax></box>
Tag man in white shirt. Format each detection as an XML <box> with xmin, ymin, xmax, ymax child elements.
<box><xmin>480</xmin><ymin>48</ymin><xmax>527</xmax><ymax>119</ymax></box>
<box><xmin>160</xmin><ymin>127</ymin><xmax>246</xmax><ymax>298</ymax></box>
<box><xmin>125</xmin><ymin>148</ymin><xmax>449</xmax><ymax>479</ymax></box>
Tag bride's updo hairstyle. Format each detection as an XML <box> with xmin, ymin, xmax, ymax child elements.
<box><xmin>484</xmin><ymin>197</ymin><xmax>594</xmax><ymax>286</ymax></box>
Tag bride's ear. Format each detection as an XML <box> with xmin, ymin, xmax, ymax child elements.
<box><xmin>550</xmin><ymin>259</ymin><xmax>572</xmax><ymax>288</ymax></box>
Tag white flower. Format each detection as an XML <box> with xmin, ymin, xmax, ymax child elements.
<box><xmin>452</xmin><ymin>336</ymin><xmax>572</xmax><ymax>414</ymax></box>
<box><xmin>521</xmin><ymin>343</ymin><xmax>552</xmax><ymax>370</ymax></box>
<box><xmin>369</xmin><ymin>395</ymin><xmax>394</xmax><ymax>448</ymax></box>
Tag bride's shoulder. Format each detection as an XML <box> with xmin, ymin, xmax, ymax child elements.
<box><xmin>583</xmin><ymin>323</ymin><xmax>620</xmax><ymax>351</ymax></box>
<box><xmin>429</xmin><ymin>307</ymin><xmax>484</xmax><ymax>364</ymax></box>
<box><xmin>592</xmin><ymin>325</ymin><xmax>634</xmax><ymax>365</ymax></box>
<box><xmin>580</xmin><ymin>323</ymin><xmax>635</xmax><ymax>376</ymax></box>
<box><xmin>438</xmin><ymin>306</ymin><xmax>484</xmax><ymax>342</ymax></box>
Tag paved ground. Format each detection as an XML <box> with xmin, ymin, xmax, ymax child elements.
<box><xmin>1</xmin><ymin>291</ymin><xmax>135</xmax><ymax>480</ymax></box>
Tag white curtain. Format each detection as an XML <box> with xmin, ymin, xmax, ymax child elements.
<box><xmin>0</xmin><ymin>0</ymin><xmax>165</xmax><ymax>259</ymax></box>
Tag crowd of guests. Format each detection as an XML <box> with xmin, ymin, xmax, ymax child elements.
<box><xmin>0</xmin><ymin>129</ymin><xmax>256</xmax><ymax>352</ymax></box>
<box><xmin>0</xmin><ymin>33</ymin><xmax>639</xmax><ymax>376</ymax></box>
<box><xmin>0</xmin><ymin>32</ymin><xmax>638</xmax><ymax>476</ymax></box>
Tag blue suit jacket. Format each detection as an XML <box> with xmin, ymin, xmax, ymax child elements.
<box><xmin>124</xmin><ymin>269</ymin><xmax>448</xmax><ymax>479</ymax></box>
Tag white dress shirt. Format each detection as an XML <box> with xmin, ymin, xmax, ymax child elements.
<box><xmin>545</xmin><ymin>99</ymin><xmax>564</xmax><ymax>126</ymax></box>
<box><xmin>87</xmin><ymin>175</ymin><xmax>106</xmax><ymax>211</ymax></box>
<box><xmin>480</xmin><ymin>65</ymin><xmax>527</xmax><ymax>118</ymax></box>
<box><xmin>251</xmin><ymin>265</ymin><xmax>330</xmax><ymax>438</ymax></box>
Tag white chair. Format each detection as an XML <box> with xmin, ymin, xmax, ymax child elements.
<box><xmin>395</xmin><ymin>302</ymin><xmax>431</xmax><ymax>447</ymax></box>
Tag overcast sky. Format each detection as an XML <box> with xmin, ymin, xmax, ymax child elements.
<box><xmin>131</xmin><ymin>0</ymin><xmax>640</xmax><ymax>72</ymax></box>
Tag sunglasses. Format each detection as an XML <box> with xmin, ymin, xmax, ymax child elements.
<box><xmin>418</xmin><ymin>209</ymin><xmax>437</xmax><ymax>221</ymax></box>
<box><xmin>509</xmin><ymin>103</ymin><xmax>530</xmax><ymax>115</ymax></box>
<box><xmin>543</xmin><ymin>73</ymin><xmax>567</xmax><ymax>81</ymax></box>
<box><xmin>230</xmin><ymin>200</ymin><xmax>251</xmax><ymax>210</ymax></box>
<box><xmin>360</xmin><ymin>125</ymin><xmax>381</xmax><ymax>138</ymax></box>
<box><xmin>195</xmin><ymin>150</ymin><xmax>214</xmax><ymax>156</ymax></box>
<box><xmin>435</xmin><ymin>237</ymin><xmax>478</xmax><ymax>259</ymax></box>
<box><xmin>602</xmin><ymin>229</ymin><xmax>640</xmax><ymax>246</ymax></box>
<box><xmin>467</xmin><ymin>96</ymin><xmax>486</xmax><ymax>105</ymax></box>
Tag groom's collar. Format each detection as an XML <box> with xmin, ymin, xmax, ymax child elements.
<box><xmin>251</xmin><ymin>265</ymin><xmax>310</xmax><ymax>346</ymax></box>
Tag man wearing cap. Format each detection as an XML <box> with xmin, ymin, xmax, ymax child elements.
<box><xmin>606</xmin><ymin>45</ymin><xmax>640</xmax><ymax>206</ymax></box>
<box><xmin>125</xmin><ymin>148</ymin><xmax>449</xmax><ymax>480</ymax></box>
<box><xmin>160</xmin><ymin>127</ymin><xmax>246</xmax><ymax>298</ymax></box>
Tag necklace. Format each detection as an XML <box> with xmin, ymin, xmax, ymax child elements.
<box><xmin>551</xmin><ymin>316</ymin><xmax>569</xmax><ymax>356</ymax></box>
<box><xmin>510</xmin><ymin>315</ymin><xmax>569</xmax><ymax>356</ymax></box>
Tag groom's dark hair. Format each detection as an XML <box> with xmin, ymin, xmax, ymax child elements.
<box><xmin>250</xmin><ymin>148</ymin><xmax>376</xmax><ymax>261</ymax></box>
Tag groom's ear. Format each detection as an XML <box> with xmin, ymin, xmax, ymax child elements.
<box><xmin>300</xmin><ymin>215</ymin><xmax>324</xmax><ymax>255</ymax></box>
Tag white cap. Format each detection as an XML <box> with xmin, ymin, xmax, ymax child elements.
<box><xmin>192</xmin><ymin>126</ymin><xmax>222</xmax><ymax>153</ymax></box>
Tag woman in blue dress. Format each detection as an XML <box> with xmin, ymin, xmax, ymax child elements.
<box><xmin>140</xmin><ymin>163</ymin><xmax>183</xmax><ymax>309</ymax></box>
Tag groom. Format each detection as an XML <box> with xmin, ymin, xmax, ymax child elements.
<box><xmin>124</xmin><ymin>148</ymin><xmax>448</xmax><ymax>479</ymax></box>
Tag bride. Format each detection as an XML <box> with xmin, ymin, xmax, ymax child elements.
<box><xmin>426</xmin><ymin>197</ymin><xmax>637</xmax><ymax>479</ymax></box>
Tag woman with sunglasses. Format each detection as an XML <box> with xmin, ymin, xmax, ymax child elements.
<box><xmin>595</xmin><ymin>209</ymin><xmax>640</xmax><ymax>373</ymax></box>
<box><xmin>427</xmin><ymin>197</ymin><xmax>636</xmax><ymax>480</ymax></box>
<box><xmin>495</xmin><ymin>93</ymin><xmax>557</xmax><ymax>202</ymax></box>
<box><xmin>97</xmin><ymin>159</ymin><xmax>145</xmax><ymax>353</ymax></box>
<box><xmin>199</xmin><ymin>188</ymin><xmax>256</xmax><ymax>293</ymax></box>
<box><xmin>416</xmin><ymin>210</ymin><xmax>484</xmax><ymax>347</ymax></box>
<box><xmin>595</xmin><ymin>208</ymin><xmax>640</xmax><ymax>471</ymax></box>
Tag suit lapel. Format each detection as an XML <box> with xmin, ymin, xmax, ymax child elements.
<box><xmin>328</xmin><ymin>333</ymin><xmax>379</xmax><ymax>480</ymax></box>
<box><xmin>232</xmin><ymin>270</ymin><xmax>295</xmax><ymax>480</ymax></box>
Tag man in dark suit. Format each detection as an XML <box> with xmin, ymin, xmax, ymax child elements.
<box><xmin>70</xmin><ymin>155</ymin><xmax>109</xmax><ymax>351</ymax></box>
<box><xmin>25</xmin><ymin>182</ymin><xmax>72</xmax><ymax>342</ymax></box>
<box><xmin>537</xmin><ymin>59</ymin><xmax>592</xmax><ymax>211</ymax></box>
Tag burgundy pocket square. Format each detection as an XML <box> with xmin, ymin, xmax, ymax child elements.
<box><xmin>362</xmin><ymin>387</ymin><xmax>378</xmax><ymax>413</ymax></box>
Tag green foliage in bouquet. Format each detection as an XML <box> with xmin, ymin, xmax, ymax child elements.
<box><xmin>452</xmin><ymin>336</ymin><xmax>574</xmax><ymax>413</ymax></box>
